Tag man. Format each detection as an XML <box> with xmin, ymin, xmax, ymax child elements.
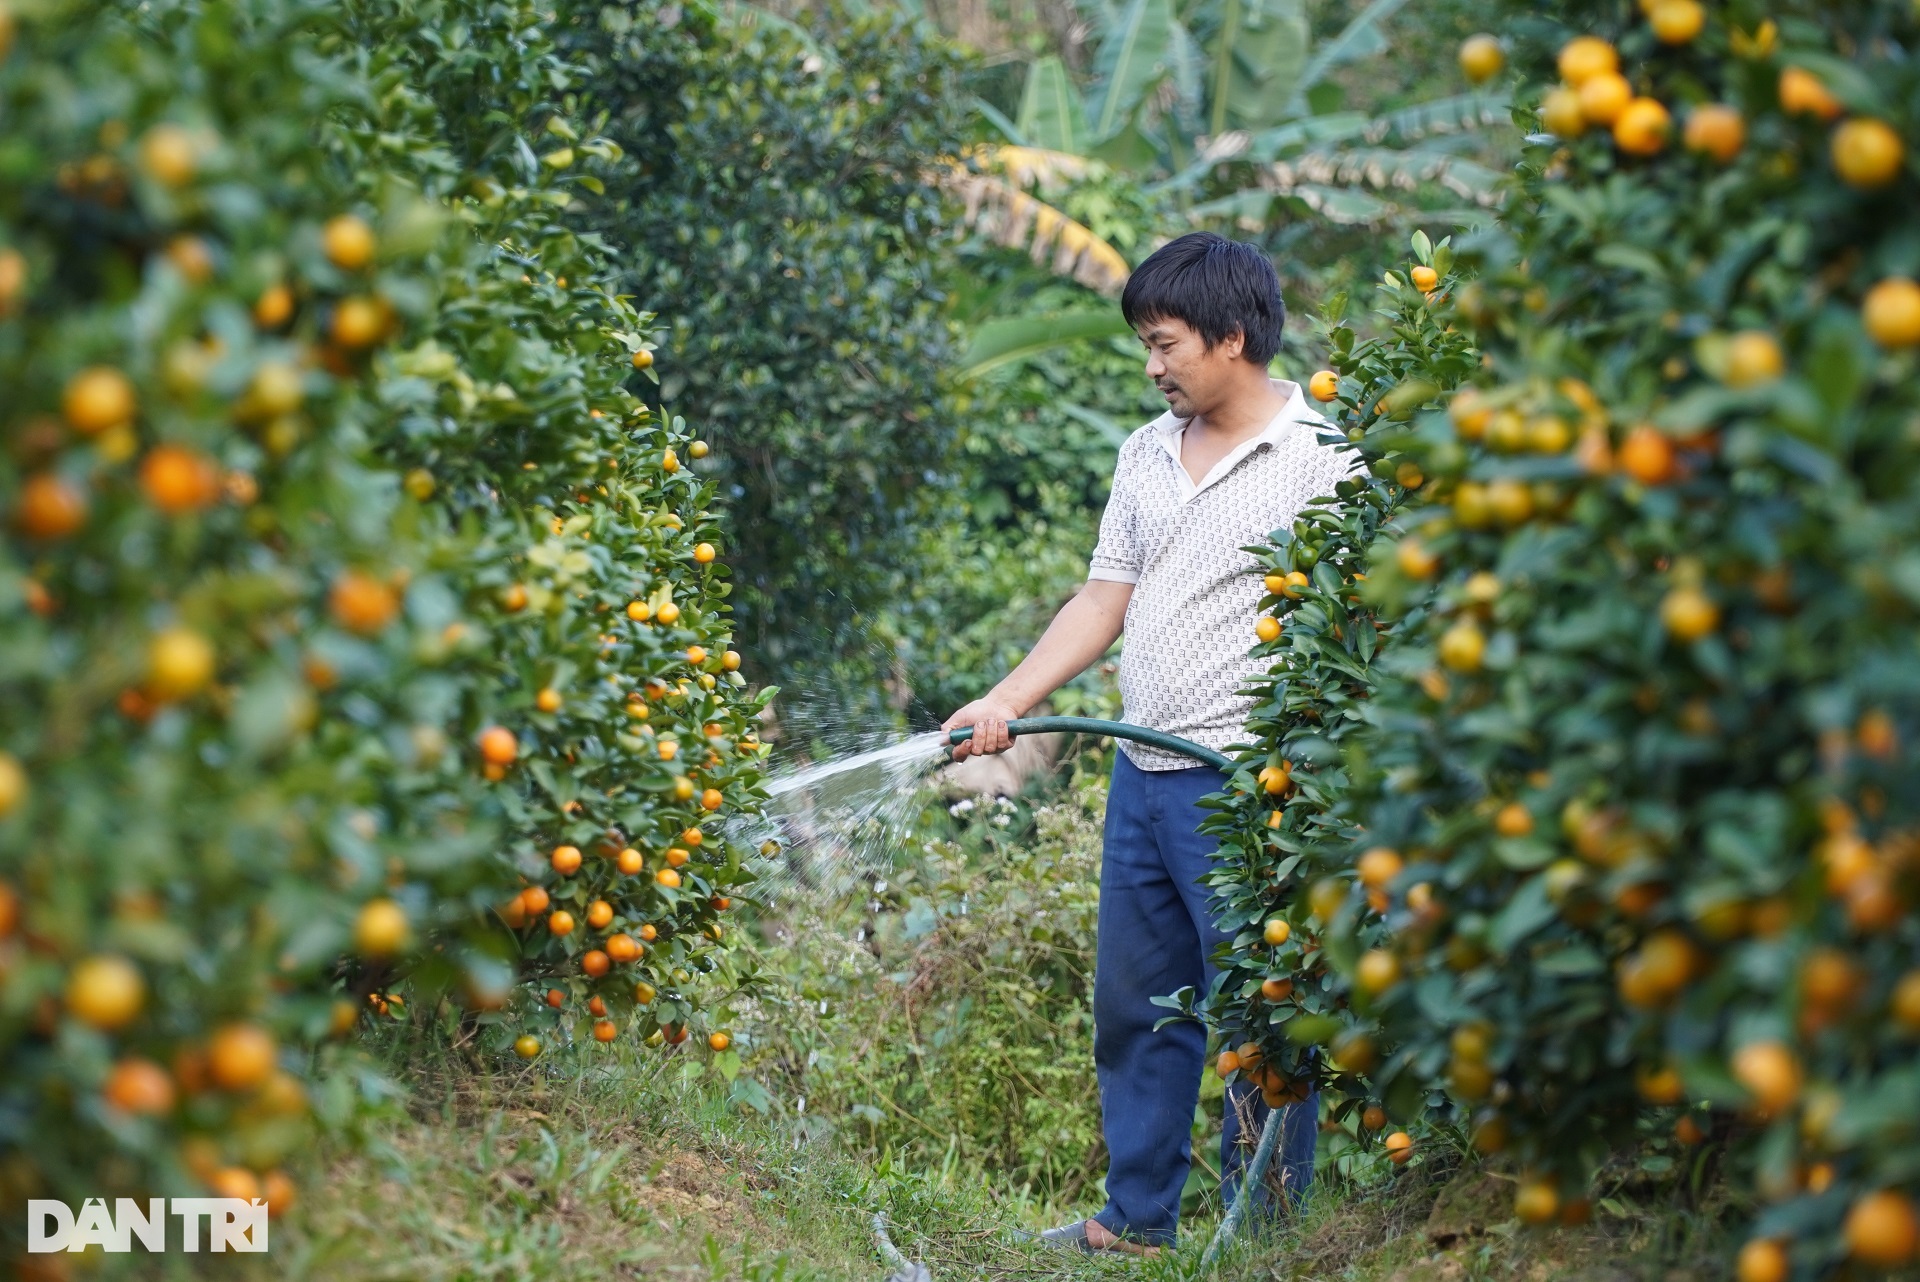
<box><xmin>943</xmin><ymin>231</ymin><xmax>1356</xmax><ymax>1254</ymax></box>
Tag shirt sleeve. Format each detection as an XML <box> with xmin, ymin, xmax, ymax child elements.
<box><xmin>1087</xmin><ymin>441</ymin><xmax>1142</xmax><ymax>585</ymax></box>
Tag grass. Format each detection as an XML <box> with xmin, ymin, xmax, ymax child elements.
<box><xmin>108</xmin><ymin>1031</ymin><xmax>1243</xmax><ymax>1281</ymax></box>
<box><xmin>1257</xmin><ymin>1153</ymin><xmax>1735</xmax><ymax>1282</ymax></box>
<box><xmin>102</xmin><ymin>1034</ymin><xmax>1735</xmax><ymax>1282</ymax></box>
<box><xmin>234</xmin><ymin>1044</ymin><xmax>875</xmax><ymax>1282</ymax></box>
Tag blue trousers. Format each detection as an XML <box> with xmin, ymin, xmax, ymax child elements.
<box><xmin>1090</xmin><ymin>752</ymin><xmax>1318</xmax><ymax>1246</ymax></box>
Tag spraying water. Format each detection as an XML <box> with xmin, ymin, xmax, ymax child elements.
<box><xmin>763</xmin><ymin>731</ymin><xmax>949</xmax><ymax>801</ymax></box>
<box><xmin>733</xmin><ymin>712</ymin><xmax>1218</xmax><ymax>907</ymax></box>
<box><xmin>733</xmin><ymin>730</ymin><xmax>953</xmax><ymax>903</ymax></box>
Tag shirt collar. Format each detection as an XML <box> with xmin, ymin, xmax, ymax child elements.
<box><xmin>1150</xmin><ymin>378</ymin><xmax>1317</xmax><ymax>439</ymax></box>
<box><xmin>1147</xmin><ymin>379</ymin><xmax>1322</xmax><ymax>499</ymax></box>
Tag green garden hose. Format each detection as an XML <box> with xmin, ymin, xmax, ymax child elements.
<box><xmin>1199</xmin><ymin>1109</ymin><xmax>1286</xmax><ymax>1274</ymax></box>
<box><xmin>946</xmin><ymin>716</ymin><xmax>1236</xmax><ymax>773</ymax></box>
<box><xmin>946</xmin><ymin>714</ymin><xmax>1282</xmax><ymax>1274</ymax></box>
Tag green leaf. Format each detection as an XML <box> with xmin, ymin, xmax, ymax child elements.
<box><xmin>1016</xmin><ymin>56</ymin><xmax>1087</xmax><ymax>155</ymax></box>
<box><xmin>1281</xmin><ymin>183</ymin><xmax>1393</xmax><ymax>225</ymax></box>
<box><xmin>1486</xmin><ymin>876</ymin><xmax>1555</xmax><ymax>953</ymax></box>
<box><xmin>1594</xmin><ymin>242</ymin><xmax>1669</xmax><ymax>282</ymax></box>
<box><xmin>1087</xmin><ymin>0</ymin><xmax>1174</xmax><ymax>141</ymax></box>
<box><xmin>728</xmin><ymin>1075</ymin><xmax>774</xmax><ymax>1113</ymax></box>
<box><xmin>1367</xmin><ymin>92</ymin><xmax>1512</xmax><ymax>144</ymax></box>
<box><xmin>1532</xmin><ymin>944</ymin><xmax>1604</xmax><ymax>977</ymax></box>
<box><xmin>1206</xmin><ymin>0</ymin><xmax>1243</xmax><ymax>138</ymax></box>
<box><xmin>1056</xmin><ymin>402</ymin><xmax>1135</xmax><ymax>448</ymax></box>
<box><xmin>1185</xmin><ymin>187</ymin><xmax>1275</xmax><ymax>226</ymax></box>
<box><xmin>1805</xmin><ymin>310</ymin><xmax>1867</xmax><ymax>421</ymax></box>
<box><xmin>1273</xmin><ymin>148</ymin><xmax>1506</xmax><ymax>206</ymax></box>
<box><xmin>1382</xmin><ymin>1066</ymin><xmax>1426</xmax><ymax>1121</ymax></box>
<box><xmin>1281</xmin><ymin>0</ymin><xmax>1415</xmax><ymax>117</ymax></box>
<box><xmin>1144</xmin><ymin>108</ymin><xmax>1374</xmax><ymax>197</ymax></box>
<box><xmin>1285</xmin><ymin>1012</ymin><xmax>1341</xmax><ymax>1045</ymax></box>
<box><xmin>974</xmin><ymin>97</ymin><xmax>1027</xmax><ymax>146</ymax></box>
<box><xmin>1165</xmin><ymin>18</ymin><xmax>1205</xmax><ymax>138</ymax></box>
<box><xmin>959</xmin><ymin>311</ymin><xmax>1136</xmax><ymax>378</ymax></box>
<box><xmin>1240</xmin><ymin>112</ymin><xmax>1372</xmax><ymax>164</ymax></box>
<box><xmin>1088</xmin><ymin>121</ymin><xmax>1163</xmax><ymax>170</ymax></box>
<box><xmin>1210</xmin><ymin>0</ymin><xmax>1308</xmax><ymax>133</ymax></box>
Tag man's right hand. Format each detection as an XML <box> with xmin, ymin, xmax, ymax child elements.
<box><xmin>942</xmin><ymin>697</ymin><xmax>1024</xmax><ymax>760</ymax></box>
<box><xmin>938</xmin><ymin>579</ymin><xmax>1129</xmax><ymax>764</ymax></box>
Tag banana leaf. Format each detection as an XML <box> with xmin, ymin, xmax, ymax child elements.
<box><xmin>960</xmin><ymin>312</ymin><xmax>1137</xmax><ymax>378</ymax></box>
<box><xmin>1087</xmin><ymin>0</ymin><xmax>1174</xmax><ymax>141</ymax></box>
<box><xmin>1279</xmin><ymin>0</ymin><xmax>1414</xmax><ymax>117</ymax></box>
<box><xmin>1017</xmin><ymin>56</ymin><xmax>1087</xmax><ymax>155</ymax></box>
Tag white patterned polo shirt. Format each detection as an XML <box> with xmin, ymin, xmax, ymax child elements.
<box><xmin>1088</xmin><ymin>378</ymin><xmax>1359</xmax><ymax>771</ymax></box>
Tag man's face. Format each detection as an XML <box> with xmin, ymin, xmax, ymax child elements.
<box><xmin>1136</xmin><ymin>316</ymin><xmax>1244</xmax><ymax>420</ymax></box>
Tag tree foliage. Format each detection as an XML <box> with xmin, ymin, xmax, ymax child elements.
<box><xmin>1192</xmin><ymin>237</ymin><xmax>1475</xmax><ymax>1136</ymax></box>
<box><xmin>0</xmin><ymin>0</ymin><xmax>763</xmax><ymax>1219</ymax></box>
<box><xmin>1207</xmin><ymin>3</ymin><xmax>1920</xmax><ymax>1273</ymax></box>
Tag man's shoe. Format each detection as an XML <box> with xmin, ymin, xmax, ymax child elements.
<box><xmin>1032</xmin><ymin>1219</ymin><xmax>1160</xmax><ymax>1257</ymax></box>
<box><xmin>1035</xmin><ymin>1221</ymin><xmax>1095</xmax><ymax>1253</ymax></box>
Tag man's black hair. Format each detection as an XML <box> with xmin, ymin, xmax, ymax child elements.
<box><xmin>1119</xmin><ymin>231</ymin><xmax>1286</xmax><ymax>365</ymax></box>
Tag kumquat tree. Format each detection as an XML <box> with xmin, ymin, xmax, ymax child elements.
<box><xmin>1207</xmin><ymin>1</ymin><xmax>1920</xmax><ymax>1277</ymax></box>
<box><xmin>0</xmin><ymin>0</ymin><xmax>763</xmax><ymax>1237</ymax></box>
<box><xmin>1194</xmin><ymin>237</ymin><xmax>1480</xmax><ymax>1123</ymax></box>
